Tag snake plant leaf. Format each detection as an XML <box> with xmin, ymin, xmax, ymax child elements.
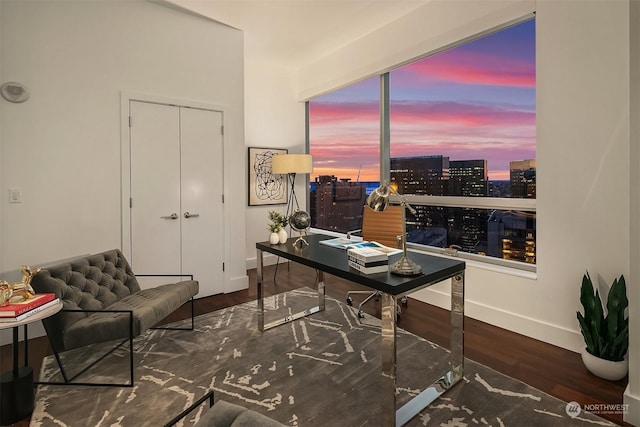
<box><xmin>578</xmin><ymin>272</ymin><xmax>604</xmax><ymax>355</ymax></box>
<box><xmin>577</xmin><ymin>312</ymin><xmax>596</xmax><ymax>354</ymax></box>
<box><xmin>609</xmin><ymin>322</ymin><xmax>629</xmax><ymax>361</ymax></box>
<box><xmin>606</xmin><ymin>276</ymin><xmax>628</xmax><ymax>338</ymax></box>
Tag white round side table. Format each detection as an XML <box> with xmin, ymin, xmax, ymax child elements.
<box><xmin>0</xmin><ymin>300</ymin><xmax>62</xmax><ymax>426</ymax></box>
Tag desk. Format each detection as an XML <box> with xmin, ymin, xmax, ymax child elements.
<box><xmin>256</xmin><ymin>234</ymin><xmax>465</xmax><ymax>427</ymax></box>
<box><xmin>0</xmin><ymin>300</ymin><xmax>63</xmax><ymax>426</ymax></box>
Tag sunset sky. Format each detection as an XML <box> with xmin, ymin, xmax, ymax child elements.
<box><xmin>309</xmin><ymin>19</ymin><xmax>536</xmax><ymax>182</ymax></box>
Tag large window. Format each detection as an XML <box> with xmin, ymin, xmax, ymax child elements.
<box><xmin>308</xmin><ymin>19</ymin><xmax>536</xmax><ymax>268</ymax></box>
<box><xmin>309</xmin><ymin>77</ymin><xmax>379</xmax><ymax>233</ymax></box>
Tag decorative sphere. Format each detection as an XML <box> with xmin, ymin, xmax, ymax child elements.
<box><xmin>289</xmin><ymin>210</ymin><xmax>311</xmax><ymax>232</ymax></box>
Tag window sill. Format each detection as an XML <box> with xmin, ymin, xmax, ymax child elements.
<box><xmin>309</xmin><ymin>228</ymin><xmax>537</xmax><ymax>280</ymax></box>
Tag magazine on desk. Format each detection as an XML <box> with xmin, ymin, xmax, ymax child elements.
<box><xmin>319</xmin><ymin>237</ymin><xmax>402</xmax><ymax>255</ymax></box>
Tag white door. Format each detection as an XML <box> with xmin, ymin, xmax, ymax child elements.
<box><xmin>129</xmin><ymin>100</ymin><xmax>224</xmax><ymax>296</ymax></box>
<box><xmin>180</xmin><ymin>107</ymin><xmax>224</xmax><ymax>295</ymax></box>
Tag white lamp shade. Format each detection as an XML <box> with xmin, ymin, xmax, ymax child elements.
<box><xmin>272</xmin><ymin>154</ymin><xmax>313</xmax><ymax>174</ymax></box>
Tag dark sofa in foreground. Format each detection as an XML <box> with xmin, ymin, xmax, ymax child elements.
<box><xmin>164</xmin><ymin>392</ymin><xmax>286</xmax><ymax>427</ymax></box>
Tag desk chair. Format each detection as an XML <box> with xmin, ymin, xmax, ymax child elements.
<box><xmin>346</xmin><ymin>205</ymin><xmax>408</xmax><ymax>318</ymax></box>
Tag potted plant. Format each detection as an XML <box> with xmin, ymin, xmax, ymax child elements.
<box><xmin>576</xmin><ymin>271</ymin><xmax>629</xmax><ymax>381</ymax></box>
<box><xmin>267</xmin><ymin>211</ymin><xmax>289</xmax><ymax>244</ymax></box>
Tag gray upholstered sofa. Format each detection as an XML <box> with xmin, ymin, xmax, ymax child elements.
<box><xmin>31</xmin><ymin>248</ymin><xmax>198</xmax><ymax>386</ymax></box>
<box><xmin>164</xmin><ymin>392</ymin><xmax>286</xmax><ymax>427</ymax></box>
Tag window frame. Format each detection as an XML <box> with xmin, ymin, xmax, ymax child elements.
<box><xmin>306</xmin><ymin>17</ymin><xmax>536</xmax><ymax>273</ymax></box>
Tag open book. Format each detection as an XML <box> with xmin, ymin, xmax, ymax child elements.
<box><xmin>319</xmin><ymin>237</ymin><xmax>402</xmax><ymax>255</ymax></box>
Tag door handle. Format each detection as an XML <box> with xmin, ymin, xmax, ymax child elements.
<box><xmin>184</xmin><ymin>212</ymin><xmax>200</xmax><ymax>218</ymax></box>
<box><xmin>161</xmin><ymin>213</ymin><xmax>179</xmax><ymax>220</ymax></box>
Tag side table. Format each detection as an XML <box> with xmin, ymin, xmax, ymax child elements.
<box><xmin>0</xmin><ymin>300</ymin><xmax>62</xmax><ymax>426</ymax></box>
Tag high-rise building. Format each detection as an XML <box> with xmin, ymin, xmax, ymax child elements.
<box><xmin>487</xmin><ymin>210</ymin><xmax>536</xmax><ymax>263</ymax></box>
<box><xmin>311</xmin><ymin>175</ymin><xmax>366</xmax><ymax>233</ymax></box>
<box><xmin>390</xmin><ymin>156</ymin><xmax>450</xmax><ymax>246</ymax></box>
<box><xmin>510</xmin><ymin>159</ymin><xmax>536</xmax><ymax>198</ymax></box>
<box><xmin>449</xmin><ymin>160</ymin><xmax>488</xmax><ymax>196</ymax></box>
<box><xmin>390</xmin><ymin>155</ymin><xmax>449</xmax><ymax>196</ymax></box>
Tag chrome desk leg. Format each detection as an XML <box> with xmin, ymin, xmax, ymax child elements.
<box><xmin>317</xmin><ymin>270</ymin><xmax>326</xmax><ymax>312</ymax></box>
<box><xmin>394</xmin><ymin>272</ymin><xmax>465</xmax><ymax>426</ymax></box>
<box><xmin>450</xmin><ymin>273</ymin><xmax>465</xmax><ymax>383</ymax></box>
<box><xmin>257</xmin><ymin>248</ymin><xmax>265</xmax><ymax>332</ymax></box>
<box><xmin>258</xmin><ymin>250</ymin><xmax>326</xmax><ymax>332</ymax></box>
<box><xmin>380</xmin><ymin>292</ymin><xmax>397</xmax><ymax>427</ymax></box>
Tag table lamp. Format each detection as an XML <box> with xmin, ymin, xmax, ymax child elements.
<box><xmin>272</xmin><ymin>154</ymin><xmax>313</xmax><ymax>243</ymax></box>
<box><xmin>367</xmin><ymin>181</ymin><xmax>422</xmax><ymax>276</ymax></box>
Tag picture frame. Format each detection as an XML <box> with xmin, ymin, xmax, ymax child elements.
<box><xmin>248</xmin><ymin>147</ymin><xmax>288</xmax><ymax>206</ymax></box>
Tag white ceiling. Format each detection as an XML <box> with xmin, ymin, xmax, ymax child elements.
<box><xmin>160</xmin><ymin>0</ymin><xmax>428</xmax><ymax>69</ymax></box>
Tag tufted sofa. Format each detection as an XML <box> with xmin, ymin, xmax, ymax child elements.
<box><xmin>31</xmin><ymin>248</ymin><xmax>198</xmax><ymax>386</ymax></box>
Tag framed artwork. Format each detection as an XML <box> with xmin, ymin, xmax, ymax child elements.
<box><xmin>248</xmin><ymin>147</ymin><xmax>288</xmax><ymax>206</ymax></box>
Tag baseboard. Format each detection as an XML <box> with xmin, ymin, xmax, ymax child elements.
<box><xmin>624</xmin><ymin>385</ymin><xmax>640</xmax><ymax>426</ymax></box>
<box><xmin>226</xmin><ymin>274</ymin><xmax>249</xmax><ymax>293</ymax></box>
<box><xmin>412</xmin><ymin>285</ymin><xmax>584</xmax><ymax>353</ymax></box>
<box><xmin>246</xmin><ymin>253</ymin><xmax>283</xmax><ymax>270</ymax></box>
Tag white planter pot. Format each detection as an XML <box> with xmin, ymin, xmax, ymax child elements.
<box><xmin>269</xmin><ymin>232</ymin><xmax>280</xmax><ymax>245</ymax></box>
<box><xmin>278</xmin><ymin>228</ymin><xmax>288</xmax><ymax>244</ymax></box>
<box><xmin>581</xmin><ymin>349</ymin><xmax>628</xmax><ymax>381</ymax></box>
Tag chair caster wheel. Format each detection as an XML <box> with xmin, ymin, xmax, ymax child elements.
<box><xmin>357</xmin><ymin>311</ymin><xmax>365</xmax><ymax>319</ymax></box>
<box><xmin>346</xmin><ymin>297</ymin><xmax>353</xmax><ymax>306</ymax></box>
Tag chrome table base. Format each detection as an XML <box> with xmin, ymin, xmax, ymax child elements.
<box><xmin>256</xmin><ymin>241</ymin><xmax>465</xmax><ymax>426</ymax></box>
<box><xmin>257</xmin><ymin>249</ymin><xmax>326</xmax><ymax>332</ymax></box>
<box><xmin>386</xmin><ymin>273</ymin><xmax>465</xmax><ymax>426</ymax></box>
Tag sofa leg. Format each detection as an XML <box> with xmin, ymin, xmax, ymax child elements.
<box><xmin>35</xmin><ymin>314</ymin><xmax>135</xmax><ymax>387</ymax></box>
<box><xmin>35</xmin><ymin>338</ymin><xmax>135</xmax><ymax>387</ymax></box>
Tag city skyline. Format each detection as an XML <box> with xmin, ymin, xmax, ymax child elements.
<box><xmin>311</xmin><ymin>155</ymin><xmax>536</xmax><ymax>263</ymax></box>
<box><xmin>309</xmin><ymin>19</ymin><xmax>535</xmax><ymax>182</ymax></box>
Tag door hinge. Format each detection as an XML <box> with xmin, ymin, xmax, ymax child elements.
<box><xmin>222</xmin><ymin>262</ymin><xmax>225</xmax><ymax>272</ymax></box>
<box><xmin>222</xmin><ymin>194</ymin><xmax>224</xmax><ymax>203</ymax></box>
<box><xmin>129</xmin><ymin>197</ymin><xmax>132</xmax><ymax>208</ymax></box>
<box><xmin>221</xmin><ymin>125</ymin><xmax>224</xmax><ymax>135</ymax></box>
<box><xmin>129</xmin><ymin>116</ymin><xmax>132</xmax><ymax>127</ymax></box>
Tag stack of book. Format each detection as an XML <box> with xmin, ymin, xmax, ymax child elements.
<box><xmin>347</xmin><ymin>246</ymin><xmax>389</xmax><ymax>274</ymax></box>
<box><xmin>0</xmin><ymin>293</ymin><xmax>59</xmax><ymax>323</ymax></box>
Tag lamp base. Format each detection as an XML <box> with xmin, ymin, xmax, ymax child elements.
<box><xmin>390</xmin><ymin>256</ymin><xmax>422</xmax><ymax>276</ymax></box>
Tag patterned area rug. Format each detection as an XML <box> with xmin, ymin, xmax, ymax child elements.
<box><xmin>31</xmin><ymin>289</ymin><xmax>614</xmax><ymax>426</ymax></box>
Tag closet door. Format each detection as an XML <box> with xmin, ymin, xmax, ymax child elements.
<box><xmin>129</xmin><ymin>101</ymin><xmax>182</xmax><ymax>277</ymax></box>
<box><xmin>180</xmin><ymin>107</ymin><xmax>224</xmax><ymax>295</ymax></box>
<box><xmin>129</xmin><ymin>101</ymin><xmax>224</xmax><ymax>296</ymax></box>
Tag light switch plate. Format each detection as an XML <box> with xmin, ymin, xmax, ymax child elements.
<box><xmin>9</xmin><ymin>187</ymin><xmax>22</xmax><ymax>203</ymax></box>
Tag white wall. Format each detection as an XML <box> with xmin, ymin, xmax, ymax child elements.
<box><xmin>296</xmin><ymin>0</ymin><xmax>637</xmax><ymax>422</ymax></box>
<box><xmin>627</xmin><ymin>0</ymin><xmax>640</xmax><ymax>423</ymax></box>
<box><xmin>0</xmin><ymin>1</ymin><xmax>247</xmax><ymax>341</ymax></box>
<box><xmin>0</xmin><ymin>0</ymin><xmax>3</xmax><ymax>266</ymax></box>
<box><xmin>244</xmin><ymin>57</ymin><xmax>306</xmax><ymax>267</ymax></box>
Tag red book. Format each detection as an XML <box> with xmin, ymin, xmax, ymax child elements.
<box><xmin>0</xmin><ymin>293</ymin><xmax>56</xmax><ymax>317</ymax></box>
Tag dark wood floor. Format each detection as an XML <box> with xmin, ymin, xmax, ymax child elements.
<box><xmin>1</xmin><ymin>262</ymin><xmax>630</xmax><ymax>426</ymax></box>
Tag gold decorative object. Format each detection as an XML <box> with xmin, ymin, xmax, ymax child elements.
<box><xmin>0</xmin><ymin>281</ymin><xmax>11</xmax><ymax>306</ymax></box>
<box><xmin>0</xmin><ymin>265</ymin><xmax>42</xmax><ymax>306</ymax></box>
